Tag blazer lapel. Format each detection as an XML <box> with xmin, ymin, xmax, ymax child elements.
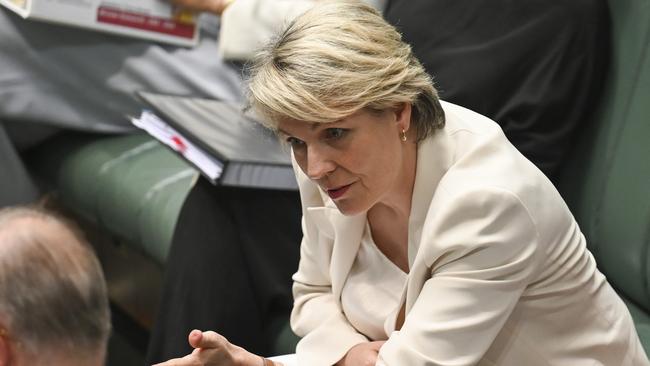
<box><xmin>399</xmin><ymin>122</ymin><xmax>455</xmax><ymax>323</ymax></box>
<box><xmin>407</xmin><ymin>124</ymin><xmax>454</xmax><ymax>265</ymax></box>
<box><xmin>306</xmin><ymin>205</ymin><xmax>366</xmax><ymax>297</ymax></box>
<box><xmin>329</xmin><ymin>210</ymin><xmax>366</xmax><ymax>296</ymax></box>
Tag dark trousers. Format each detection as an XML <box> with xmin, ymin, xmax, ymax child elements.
<box><xmin>145</xmin><ymin>179</ymin><xmax>302</xmax><ymax>363</ymax></box>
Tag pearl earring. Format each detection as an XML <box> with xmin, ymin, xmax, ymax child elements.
<box><xmin>400</xmin><ymin>129</ymin><xmax>407</xmax><ymax>142</ymax></box>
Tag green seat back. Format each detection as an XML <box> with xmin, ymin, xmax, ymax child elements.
<box><xmin>27</xmin><ymin>132</ymin><xmax>197</xmax><ymax>265</ymax></box>
<box><xmin>558</xmin><ymin>0</ymin><xmax>650</xmax><ymax>313</ymax></box>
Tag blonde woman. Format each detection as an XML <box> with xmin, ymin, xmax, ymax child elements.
<box><xmin>156</xmin><ymin>1</ymin><xmax>648</xmax><ymax>365</ymax></box>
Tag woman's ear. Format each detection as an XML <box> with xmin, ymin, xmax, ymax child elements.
<box><xmin>394</xmin><ymin>102</ymin><xmax>412</xmax><ymax>133</ymax></box>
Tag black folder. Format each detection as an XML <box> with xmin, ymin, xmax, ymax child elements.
<box><xmin>135</xmin><ymin>91</ymin><xmax>297</xmax><ymax>191</ymax></box>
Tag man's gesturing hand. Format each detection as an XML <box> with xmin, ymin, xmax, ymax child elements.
<box><xmin>153</xmin><ymin>329</ymin><xmax>262</xmax><ymax>366</ymax></box>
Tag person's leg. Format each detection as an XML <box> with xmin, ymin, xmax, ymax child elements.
<box><xmin>0</xmin><ymin>123</ymin><xmax>39</xmax><ymax>206</ymax></box>
<box><xmin>146</xmin><ymin>180</ymin><xmax>263</xmax><ymax>362</ymax></box>
<box><xmin>225</xmin><ymin>186</ymin><xmax>302</xmax><ymax>351</ymax></box>
<box><xmin>146</xmin><ymin>180</ymin><xmax>302</xmax><ymax>363</ymax></box>
<box><xmin>0</xmin><ymin>8</ymin><xmax>244</xmax><ymax>133</ymax></box>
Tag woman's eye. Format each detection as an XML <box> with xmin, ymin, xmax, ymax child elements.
<box><xmin>286</xmin><ymin>136</ymin><xmax>305</xmax><ymax>148</ymax></box>
<box><xmin>325</xmin><ymin>128</ymin><xmax>347</xmax><ymax>140</ymax></box>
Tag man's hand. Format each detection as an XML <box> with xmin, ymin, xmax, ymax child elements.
<box><xmin>172</xmin><ymin>0</ymin><xmax>232</xmax><ymax>16</ymax></box>
<box><xmin>335</xmin><ymin>341</ymin><xmax>386</xmax><ymax>366</ymax></box>
<box><xmin>152</xmin><ymin>329</ymin><xmax>262</xmax><ymax>366</ymax></box>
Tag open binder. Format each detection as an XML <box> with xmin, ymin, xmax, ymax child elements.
<box><xmin>132</xmin><ymin>92</ymin><xmax>297</xmax><ymax>191</ymax></box>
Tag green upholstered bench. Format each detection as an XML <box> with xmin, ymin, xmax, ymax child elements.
<box><xmin>27</xmin><ymin>132</ymin><xmax>197</xmax><ymax>266</ymax></box>
<box><xmin>556</xmin><ymin>0</ymin><xmax>650</xmax><ymax>353</ymax></box>
<box><xmin>26</xmin><ymin>132</ymin><xmax>198</xmax><ymax>330</ymax></box>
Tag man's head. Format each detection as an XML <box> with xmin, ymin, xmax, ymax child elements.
<box><xmin>0</xmin><ymin>206</ymin><xmax>110</xmax><ymax>366</ymax></box>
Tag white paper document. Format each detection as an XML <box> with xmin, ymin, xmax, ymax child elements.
<box><xmin>131</xmin><ymin>110</ymin><xmax>224</xmax><ymax>181</ymax></box>
<box><xmin>135</xmin><ymin>92</ymin><xmax>298</xmax><ymax>190</ymax></box>
<box><xmin>0</xmin><ymin>0</ymin><xmax>199</xmax><ymax>46</ymax></box>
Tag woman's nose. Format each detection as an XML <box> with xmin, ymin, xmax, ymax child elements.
<box><xmin>306</xmin><ymin>145</ymin><xmax>335</xmax><ymax>180</ymax></box>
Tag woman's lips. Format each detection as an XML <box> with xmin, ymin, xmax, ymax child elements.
<box><xmin>327</xmin><ymin>184</ymin><xmax>351</xmax><ymax>199</ymax></box>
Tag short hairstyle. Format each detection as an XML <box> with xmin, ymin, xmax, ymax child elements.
<box><xmin>246</xmin><ymin>0</ymin><xmax>445</xmax><ymax>141</ymax></box>
<box><xmin>0</xmin><ymin>206</ymin><xmax>111</xmax><ymax>360</ymax></box>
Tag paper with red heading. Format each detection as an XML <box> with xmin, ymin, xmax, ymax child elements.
<box><xmin>0</xmin><ymin>0</ymin><xmax>198</xmax><ymax>47</ymax></box>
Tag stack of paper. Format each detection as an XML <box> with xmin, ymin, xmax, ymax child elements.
<box><xmin>134</xmin><ymin>92</ymin><xmax>298</xmax><ymax>191</ymax></box>
<box><xmin>0</xmin><ymin>0</ymin><xmax>198</xmax><ymax>46</ymax></box>
<box><xmin>131</xmin><ymin>110</ymin><xmax>224</xmax><ymax>181</ymax></box>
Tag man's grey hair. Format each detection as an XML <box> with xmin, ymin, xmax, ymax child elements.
<box><xmin>0</xmin><ymin>206</ymin><xmax>111</xmax><ymax>360</ymax></box>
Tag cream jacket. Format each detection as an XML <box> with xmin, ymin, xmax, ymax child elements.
<box><xmin>290</xmin><ymin>102</ymin><xmax>649</xmax><ymax>366</ymax></box>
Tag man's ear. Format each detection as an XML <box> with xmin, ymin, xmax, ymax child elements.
<box><xmin>394</xmin><ymin>102</ymin><xmax>412</xmax><ymax>133</ymax></box>
<box><xmin>0</xmin><ymin>331</ymin><xmax>10</xmax><ymax>366</ymax></box>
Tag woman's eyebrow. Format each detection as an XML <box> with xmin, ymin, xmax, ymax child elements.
<box><xmin>309</xmin><ymin>121</ymin><xmax>326</xmax><ymax>131</ymax></box>
<box><xmin>278</xmin><ymin>121</ymin><xmax>343</xmax><ymax>136</ymax></box>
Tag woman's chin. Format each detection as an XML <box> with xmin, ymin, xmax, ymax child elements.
<box><xmin>333</xmin><ymin>200</ymin><xmax>368</xmax><ymax>217</ymax></box>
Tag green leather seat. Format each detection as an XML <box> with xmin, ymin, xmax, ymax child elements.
<box><xmin>626</xmin><ymin>299</ymin><xmax>650</xmax><ymax>347</ymax></box>
<box><xmin>557</xmin><ymin>0</ymin><xmax>650</xmax><ymax>352</ymax></box>
<box><xmin>27</xmin><ymin>132</ymin><xmax>197</xmax><ymax>265</ymax></box>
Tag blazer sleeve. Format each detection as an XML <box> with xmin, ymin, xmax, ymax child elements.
<box><xmin>218</xmin><ymin>0</ymin><xmax>315</xmax><ymax>60</ymax></box>
<box><xmin>377</xmin><ymin>187</ymin><xmax>540</xmax><ymax>366</ymax></box>
<box><xmin>289</xmin><ymin>164</ymin><xmax>368</xmax><ymax>366</ymax></box>
<box><xmin>219</xmin><ymin>0</ymin><xmax>387</xmax><ymax>61</ymax></box>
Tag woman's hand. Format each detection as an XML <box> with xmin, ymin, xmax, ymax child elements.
<box><xmin>335</xmin><ymin>341</ymin><xmax>386</xmax><ymax>366</ymax></box>
<box><xmin>171</xmin><ymin>0</ymin><xmax>232</xmax><ymax>16</ymax></box>
<box><xmin>152</xmin><ymin>329</ymin><xmax>262</xmax><ymax>366</ymax></box>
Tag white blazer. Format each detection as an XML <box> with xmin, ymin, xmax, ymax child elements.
<box><xmin>289</xmin><ymin>102</ymin><xmax>649</xmax><ymax>366</ymax></box>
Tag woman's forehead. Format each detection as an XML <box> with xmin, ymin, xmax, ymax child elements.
<box><xmin>277</xmin><ymin>108</ymin><xmax>374</xmax><ymax>128</ymax></box>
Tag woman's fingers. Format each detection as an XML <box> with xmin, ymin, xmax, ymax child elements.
<box><xmin>368</xmin><ymin>340</ymin><xmax>386</xmax><ymax>352</ymax></box>
<box><xmin>335</xmin><ymin>341</ymin><xmax>386</xmax><ymax>366</ymax></box>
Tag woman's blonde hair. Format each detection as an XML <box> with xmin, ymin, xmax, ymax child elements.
<box><xmin>246</xmin><ymin>0</ymin><xmax>445</xmax><ymax>141</ymax></box>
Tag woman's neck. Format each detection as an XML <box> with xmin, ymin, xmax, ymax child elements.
<box><xmin>369</xmin><ymin>139</ymin><xmax>418</xmax><ymax>221</ymax></box>
<box><xmin>366</xmin><ymin>140</ymin><xmax>418</xmax><ymax>272</ymax></box>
